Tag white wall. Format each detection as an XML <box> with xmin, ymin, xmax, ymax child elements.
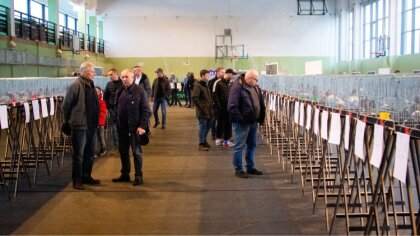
<box><xmin>100</xmin><ymin>0</ymin><xmax>337</xmax><ymax>58</ymax></box>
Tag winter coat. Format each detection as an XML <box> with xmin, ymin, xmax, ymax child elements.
<box><xmin>192</xmin><ymin>80</ymin><xmax>213</xmax><ymax>119</ymax></box>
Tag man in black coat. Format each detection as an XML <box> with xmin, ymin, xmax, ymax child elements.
<box><xmin>112</xmin><ymin>69</ymin><xmax>151</xmax><ymax>186</ymax></box>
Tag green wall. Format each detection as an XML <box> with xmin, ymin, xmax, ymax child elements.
<box><xmin>337</xmin><ymin>54</ymin><xmax>420</xmax><ymax>74</ymax></box>
<box><xmin>108</xmin><ymin>56</ymin><xmax>336</xmax><ymax>79</ymax></box>
<box><xmin>0</xmin><ymin>37</ymin><xmax>111</xmax><ymax>77</ymax></box>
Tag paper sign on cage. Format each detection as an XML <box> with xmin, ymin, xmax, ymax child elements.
<box><xmin>314</xmin><ymin>108</ymin><xmax>320</xmax><ymax>135</ymax></box>
<box><xmin>294</xmin><ymin>102</ymin><xmax>300</xmax><ymax>124</ymax></box>
<box><xmin>0</xmin><ymin>105</ymin><xmax>8</xmax><ymax>129</ymax></box>
<box><xmin>170</xmin><ymin>83</ymin><xmax>175</xmax><ymax>89</ymax></box>
<box><xmin>344</xmin><ymin>115</ymin><xmax>350</xmax><ymax>150</ymax></box>
<box><xmin>306</xmin><ymin>105</ymin><xmax>312</xmax><ymax>130</ymax></box>
<box><xmin>32</xmin><ymin>100</ymin><xmax>40</xmax><ymax>121</ymax></box>
<box><xmin>41</xmin><ymin>98</ymin><xmax>49</xmax><ymax>118</ymax></box>
<box><xmin>354</xmin><ymin>120</ymin><xmax>366</xmax><ymax>160</ymax></box>
<box><xmin>321</xmin><ymin>110</ymin><xmax>329</xmax><ymax>140</ymax></box>
<box><xmin>49</xmin><ymin>97</ymin><xmax>55</xmax><ymax>115</ymax></box>
<box><xmin>328</xmin><ymin>113</ymin><xmax>341</xmax><ymax>145</ymax></box>
<box><xmin>24</xmin><ymin>102</ymin><xmax>30</xmax><ymax>124</ymax></box>
<box><xmin>370</xmin><ymin>124</ymin><xmax>384</xmax><ymax>168</ymax></box>
<box><xmin>393</xmin><ymin>132</ymin><xmax>410</xmax><ymax>184</ymax></box>
<box><xmin>299</xmin><ymin>102</ymin><xmax>305</xmax><ymax>127</ymax></box>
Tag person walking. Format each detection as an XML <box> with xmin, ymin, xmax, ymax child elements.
<box><xmin>192</xmin><ymin>69</ymin><xmax>213</xmax><ymax>151</ymax></box>
<box><xmin>228</xmin><ymin>69</ymin><xmax>266</xmax><ymax>178</ymax></box>
<box><xmin>112</xmin><ymin>69</ymin><xmax>151</xmax><ymax>186</ymax></box>
<box><xmin>103</xmin><ymin>68</ymin><xmax>122</xmax><ymax>150</ymax></box>
<box><xmin>151</xmin><ymin>68</ymin><xmax>171</xmax><ymax>129</ymax></box>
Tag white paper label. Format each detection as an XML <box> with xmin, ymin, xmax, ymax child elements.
<box><xmin>24</xmin><ymin>102</ymin><xmax>30</xmax><ymax>124</ymax></box>
<box><xmin>49</xmin><ymin>97</ymin><xmax>55</xmax><ymax>115</ymax></box>
<box><xmin>314</xmin><ymin>108</ymin><xmax>320</xmax><ymax>135</ymax></box>
<box><xmin>354</xmin><ymin>120</ymin><xmax>366</xmax><ymax>160</ymax></box>
<box><xmin>32</xmin><ymin>100</ymin><xmax>40</xmax><ymax>121</ymax></box>
<box><xmin>41</xmin><ymin>98</ymin><xmax>48</xmax><ymax>118</ymax></box>
<box><xmin>305</xmin><ymin>105</ymin><xmax>312</xmax><ymax>131</ymax></box>
<box><xmin>393</xmin><ymin>132</ymin><xmax>410</xmax><ymax>183</ymax></box>
<box><xmin>299</xmin><ymin>102</ymin><xmax>305</xmax><ymax>127</ymax></box>
<box><xmin>370</xmin><ymin>124</ymin><xmax>384</xmax><ymax>168</ymax></box>
<box><xmin>344</xmin><ymin>115</ymin><xmax>350</xmax><ymax>150</ymax></box>
<box><xmin>321</xmin><ymin>110</ymin><xmax>329</xmax><ymax>140</ymax></box>
<box><xmin>0</xmin><ymin>105</ymin><xmax>8</xmax><ymax>129</ymax></box>
<box><xmin>294</xmin><ymin>102</ymin><xmax>300</xmax><ymax>124</ymax></box>
<box><xmin>328</xmin><ymin>113</ymin><xmax>341</xmax><ymax>145</ymax></box>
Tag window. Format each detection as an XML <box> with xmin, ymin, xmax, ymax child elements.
<box><xmin>68</xmin><ymin>16</ymin><xmax>76</xmax><ymax>30</ymax></box>
<box><xmin>402</xmin><ymin>0</ymin><xmax>420</xmax><ymax>54</ymax></box>
<box><xmin>30</xmin><ymin>0</ymin><xmax>42</xmax><ymax>19</ymax></box>
<box><xmin>14</xmin><ymin>0</ymin><xmax>28</xmax><ymax>14</ymax></box>
<box><xmin>363</xmin><ymin>0</ymin><xmax>389</xmax><ymax>59</ymax></box>
<box><xmin>349</xmin><ymin>10</ymin><xmax>354</xmax><ymax>60</ymax></box>
<box><xmin>59</xmin><ymin>12</ymin><xmax>65</xmax><ymax>26</ymax></box>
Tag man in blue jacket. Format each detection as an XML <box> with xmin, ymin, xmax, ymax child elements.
<box><xmin>228</xmin><ymin>69</ymin><xmax>266</xmax><ymax>178</ymax></box>
<box><xmin>112</xmin><ymin>69</ymin><xmax>151</xmax><ymax>186</ymax></box>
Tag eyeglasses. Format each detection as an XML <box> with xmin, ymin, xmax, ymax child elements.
<box><xmin>121</xmin><ymin>76</ymin><xmax>130</xmax><ymax>79</ymax></box>
<box><xmin>250</xmin><ymin>77</ymin><xmax>259</xmax><ymax>82</ymax></box>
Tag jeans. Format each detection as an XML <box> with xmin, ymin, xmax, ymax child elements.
<box><xmin>198</xmin><ymin>118</ymin><xmax>211</xmax><ymax>144</ymax></box>
<box><xmin>232</xmin><ymin>122</ymin><xmax>258</xmax><ymax>172</ymax></box>
<box><xmin>153</xmin><ymin>98</ymin><xmax>167</xmax><ymax>125</ymax></box>
<box><xmin>71</xmin><ymin>127</ymin><xmax>97</xmax><ymax>183</ymax></box>
<box><xmin>109</xmin><ymin>109</ymin><xmax>119</xmax><ymax>148</ymax></box>
<box><xmin>96</xmin><ymin>126</ymin><xmax>106</xmax><ymax>151</ymax></box>
<box><xmin>187</xmin><ymin>89</ymin><xmax>194</xmax><ymax>107</ymax></box>
<box><xmin>216</xmin><ymin>109</ymin><xmax>232</xmax><ymax>141</ymax></box>
<box><xmin>118</xmin><ymin>130</ymin><xmax>143</xmax><ymax>177</ymax></box>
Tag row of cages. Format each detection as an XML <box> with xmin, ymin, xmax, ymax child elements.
<box><xmin>0</xmin><ymin>5</ymin><xmax>104</xmax><ymax>54</ymax></box>
<box><xmin>259</xmin><ymin>74</ymin><xmax>420</xmax><ymax>127</ymax></box>
<box><xmin>259</xmin><ymin>90</ymin><xmax>419</xmax><ymax>235</ymax></box>
<box><xmin>0</xmin><ymin>76</ymin><xmax>110</xmax><ymax>105</ymax></box>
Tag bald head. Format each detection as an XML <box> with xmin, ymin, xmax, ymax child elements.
<box><xmin>121</xmin><ymin>69</ymin><xmax>134</xmax><ymax>88</ymax></box>
<box><xmin>244</xmin><ymin>69</ymin><xmax>259</xmax><ymax>87</ymax></box>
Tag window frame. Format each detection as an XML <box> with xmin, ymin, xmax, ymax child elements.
<box><xmin>401</xmin><ymin>0</ymin><xmax>420</xmax><ymax>54</ymax></box>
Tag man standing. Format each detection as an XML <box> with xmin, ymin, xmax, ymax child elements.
<box><xmin>228</xmin><ymin>69</ymin><xmax>266</xmax><ymax>178</ymax></box>
<box><xmin>214</xmin><ymin>69</ymin><xmax>235</xmax><ymax>147</ymax></box>
<box><xmin>192</xmin><ymin>69</ymin><xmax>213</xmax><ymax>151</ymax></box>
<box><xmin>112</xmin><ymin>69</ymin><xmax>151</xmax><ymax>186</ymax></box>
<box><xmin>103</xmin><ymin>68</ymin><xmax>123</xmax><ymax>150</ymax></box>
<box><xmin>151</xmin><ymin>68</ymin><xmax>171</xmax><ymax>129</ymax></box>
<box><xmin>169</xmin><ymin>73</ymin><xmax>182</xmax><ymax>107</ymax></box>
<box><xmin>133</xmin><ymin>65</ymin><xmax>151</xmax><ymax>98</ymax></box>
<box><xmin>62</xmin><ymin>62</ymin><xmax>100</xmax><ymax>190</ymax></box>
<box><xmin>208</xmin><ymin>67</ymin><xmax>224</xmax><ymax>140</ymax></box>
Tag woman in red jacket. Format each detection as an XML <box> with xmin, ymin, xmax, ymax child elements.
<box><xmin>96</xmin><ymin>86</ymin><xmax>107</xmax><ymax>157</ymax></box>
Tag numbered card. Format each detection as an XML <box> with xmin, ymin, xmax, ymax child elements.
<box><xmin>41</xmin><ymin>98</ymin><xmax>49</xmax><ymax>118</ymax></box>
<box><xmin>370</xmin><ymin>124</ymin><xmax>384</xmax><ymax>168</ymax></box>
<box><xmin>0</xmin><ymin>105</ymin><xmax>8</xmax><ymax>129</ymax></box>
<box><xmin>354</xmin><ymin>120</ymin><xmax>366</xmax><ymax>160</ymax></box>
<box><xmin>305</xmin><ymin>105</ymin><xmax>312</xmax><ymax>131</ymax></box>
<box><xmin>32</xmin><ymin>100</ymin><xmax>40</xmax><ymax>121</ymax></box>
<box><xmin>24</xmin><ymin>102</ymin><xmax>30</xmax><ymax>124</ymax></box>
<box><xmin>314</xmin><ymin>108</ymin><xmax>320</xmax><ymax>136</ymax></box>
<box><xmin>393</xmin><ymin>132</ymin><xmax>410</xmax><ymax>184</ymax></box>
<box><xmin>299</xmin><ymin>102</ymin><xmax>305</xmax><ymax>127</ymax></box>
<box><xmin>294</xmin><ymin>102</ymin><xmax>300</xmax><ymax>124</ymax></box>
<box><xmin>328</xmin><ymin>112</ymin><xmax>341</xmax><ymax>145</ymax></box>
<box><xmin>321</xmin><ymin>110</ymin><xmax>329</xmax><ymax>140</ymax></box>
<box><xmin>49</xmin><ymin>97</ymin><xmax>55</xmax><ymax>115</ymax></box>
<box><xmin>344</xmin><ymin>115</ymin><xmax>350</xmax><ymax>150</ymax></box>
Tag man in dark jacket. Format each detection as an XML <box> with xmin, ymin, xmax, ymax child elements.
<box><xmin>62</xmin><ymin>62</ymin><xmax>101</xmax><ymax>190</ymax></box>
<box><xmin>208</xmin><ymin>67</ymin><xmax>224</xmax><ymax>140</ymax></box>
<box><xmin>192</xmin><ymin>69</ymin><xmax>213</xmax><ymax>151</ymax></box>
<box><xmin>214</xmin><ymin>68</ymin><xmax>235</xmax><ymax>147</ymax></box>
<box><xmin>133</xmin><ymin>66</ymin><xmax>151</xmax><ymax>98</ymax></box>
<box><xmin>112</xmin><ymin>69</ymin><xmax>151</xmax><ymax>186</ymax></box>
<box><xmin>103</xmin><ymin>68</ymin><xmax>123</xmax><ymax>150</ymax></box>
<box><xmin>151</xmin><ymin>68</ymin><xmax>171</xmax><ymax>129</ymax></box>
<box><xmin>228</xmin><ymin>69</ymin><xmax>266</xmax><ymax>178</ymax></box>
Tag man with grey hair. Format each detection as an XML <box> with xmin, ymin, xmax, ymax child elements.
<box><xmin>228</xmin><ymin>69</ymin><xmax>266</xmax><ymax>178</ymax></box>
<box><xmin>62</xmin><ymin>62</ymin><xmax>101</xmax><ymax>190</ymax></box>
<box><xmin>133</xmin><ymin>66</ymin><xmax>151</xmax><ymax>98</ymax></box>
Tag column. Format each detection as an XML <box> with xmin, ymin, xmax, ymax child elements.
<box><xmin>3</xmin><ymin>0</ymin><xmax>15</xmax><ymax>36</ymax></box>
<box><xmin>89</xmin><ymin>15</ymin><xmax>96</xmax><ymax>52</ymax></box>
<box><xmin>77</xmin><ymin>8</ymin><xmax>86</xmax><ymax>50</ymax></box>
<box><xmin>48</xmin><ymin>0</ymin><xmax>59</xmax><ymax>45</ymax></box>
<box><xmin>98</xmin><ymin>20</ymin><xmax>103</xmax><ymax>39</ymax></box>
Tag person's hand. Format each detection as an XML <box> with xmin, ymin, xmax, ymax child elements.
<box><xmin>137</xmin><ymin>127</ymin><xmax>146</xmax><ymax>136</ymax></box>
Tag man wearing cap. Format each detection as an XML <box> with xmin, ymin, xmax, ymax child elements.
<box><xmin>151</xmin><ymin>68</ymin><xmax>171</xmax><ymax>129</ymax></box>
<box><xmin>214</xmin><ymin>69</ymin><xmax>235</xmax><ymax>147</ymax></box>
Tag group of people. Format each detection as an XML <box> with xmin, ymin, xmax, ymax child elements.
<box><xmin>192</xmin><ymin>68</ymin><xmax>266</xmax><ymax>178</ymax></box>
<box><xmin>62</xmin><ymin>62</ymin><xmax>266</xmax><ymax>190</ymax></box>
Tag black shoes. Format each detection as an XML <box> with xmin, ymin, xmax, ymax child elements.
<box><xmin>235</xmin><ymin>171</ymin><xmax>249</xmax><ymax>178</ymax></box>
<box><xmin>203</xmin><ymin>142</ymin><xmax>211</xmax><ymax>148</ymax></box>
<box><xmin>133</xmin><ymin>176</ymin><xmax>143</xmax><ymax>186</ymax></box>
<box><xmin>73</xmin><ymin>181</ymin><xmax>85</xmax><ymax>190</ymax></box>
<box><xmin>161</xmin><ymin>125</ymin><xmax>166</xmax><ymax>129</ymax></box>
<box><xmin>153</xmin><ymin>122</ymin><xmax>160</xmax><ymax>128</ymax></box>
<box><xmin>198</xmin><ymin>143</ymin><xmax>209</xmax><ymax>151</ymax></box>
<box><xmin>247</xmin><ymin>168</ymin><xmax>263</xmax><ymax>175</ymax></box>
<box><xmin>83</xmin><ymin>177</ymin><xmax>101</xmax><ymax>185</ymax></box>
<box><xmin>112</xmin><ymin>175</ymin><xmax>131</xmax><ymax>182</ymax></box>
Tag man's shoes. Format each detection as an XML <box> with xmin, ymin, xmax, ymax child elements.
<box><xmin>73</xmin><ymin>181</ymin><xmax>85</xmax><ymax>190</ymax></box>
<box><xmin>83</xmin><ymin>177</ymin><xmax>101</xmax><ymax>185</ymax></box>
<box><xmin>99</xmin><ymin>149</ymin><xmax>107</xmax><ymax>157</ymax></box>
<box><xmin>223</xmin><ymin>140</ymin><xmax>234</xmax><ymax>147</ymax></box>
<box><xmin>204</xmin><ymin>142</ymin><xmax>211</xmax><ymax>148</ymax></box>
<box><xmin>153</xmin><ymin>122</ymin><xmax>160</xmax><ymax>128</ymax></box>
<box><xmin>112</xmin><ymin>175</ymin><xmax>131</xmax><ymax>182</ymax></box>
<box><xmin>161</xmin><ymin>125</ymin><xmax>166</xmax><ymax>129</ymax></box>
<box><xmin>198</xmin><ymin>143</ymin><xmax>209</xmax><ymax>151</ymax></box>
<box><xmin>215</xmin><ymin>138</ymin><xmax>222</xmax><ymax>146</ymax></box>
<box><xmin>133</xmin><ymin>176</ymin><xmax>143</xmax><ymax>186</ymax></box>
<box><xmin>247</xmin><ymin>168</ymin><xmax>263</xmax><ymax>175</ymax></box>
<box><xmin>235</xmin><ymin>171</ymin><xmax>249</xmax><ymax>178</ymax></box>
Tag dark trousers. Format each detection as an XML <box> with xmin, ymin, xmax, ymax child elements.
<box><xmin>71</xmin><ymin>128</ymin><xmax>96</xmax><ymax>183</ymax></box>
<box><xmin>118</xmin><ymin>130</ymin><xmax>143</xmax><ymax>177</ymax></box>
<box><xmin>170</xmin><ymin>89</ymin><xmax>182</xmax><ymax>106</ymax></box>
<box><xmin>210</xmin><ymin>107</ymin><xmax>218</xmax><ymax>138</ymax></box>
<box><xmin>109</xmin><ymin>109</ymin><xmax>119</xmax><ymax>148</ymax></box>
<box><xmin>216</xmin><ymin>109</ymin><xmax>232</xmax><ymax>140</ymax></box>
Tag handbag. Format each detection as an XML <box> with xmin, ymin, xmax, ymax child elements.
<box><xmin>136</xmin><ymin>133</ymin><xmax>149</xmax><ymax>145</ymax></box>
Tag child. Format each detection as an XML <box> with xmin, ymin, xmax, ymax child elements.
<box><xmin>96</xmin><ymin>86</ymin><xmax>107</xmax><ymax>157</ymax></box>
